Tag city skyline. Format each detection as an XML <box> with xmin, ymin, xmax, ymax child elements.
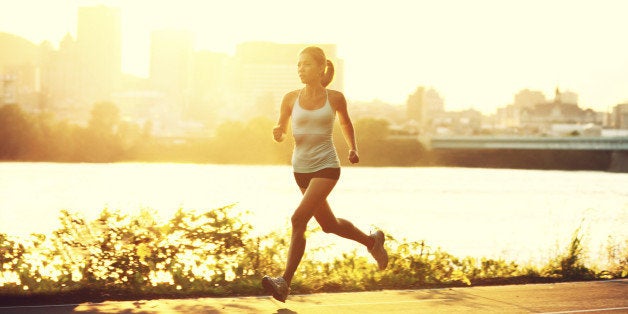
<box><xmin>1</xmin><ymin>0</ymin><xmax>628</xmax><ymax>114</ymax></box>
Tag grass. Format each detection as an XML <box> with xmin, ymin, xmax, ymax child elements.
<box><xmin>0</xmin><ymin>206</ymin><xmax>626</xmax><ymax>306</ymax></box>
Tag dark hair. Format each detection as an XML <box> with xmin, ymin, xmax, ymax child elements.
<box><xmin>300</xmin><ymin>46</ymin><xmax>334</xmax><ymax>87</ymax></box>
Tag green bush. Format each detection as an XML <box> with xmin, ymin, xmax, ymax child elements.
<box><xmin>0</xmin><ymin>207</ymin><xmax>626</xmax><ymax>301</ymax></box>
<box><xmin>603</xmin><ymin>236</ymin><xmax>628</xmax><ymax>278</ymax></box>
<box><xmin>542</xmin><ymin>226</ymin><xmax>595</xmax><ymax>280</ymax></box>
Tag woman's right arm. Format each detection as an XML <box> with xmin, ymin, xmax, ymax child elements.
<box><xmin>273</xmin><ymin>92</ymin><xmax>294</xmax><ymax>142</ymax></box>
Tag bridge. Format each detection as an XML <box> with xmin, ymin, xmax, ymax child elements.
<box><xmin>428</xmin><ymin>136</ymin><xmax>628</xmax><ymax>151</ymax></box>
<box><xmin>407</xmin><ymin>135</ymin><xmax>628</xmax><ymax>172</ymax></box>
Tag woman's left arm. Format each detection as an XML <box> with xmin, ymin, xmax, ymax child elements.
<box><xmin>333</xmin><ymin>91</ymin><xmax>360</xmax><ymax>164</ymax></box>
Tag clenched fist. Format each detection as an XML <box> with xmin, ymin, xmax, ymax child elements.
<box><xmin>349</xmin><ymin>149</ymin><xmax>359</xmax><ymax>164</ymax></box>
<box><xmin>273</xmin><ymin>126</ymin><xmax>286</xmax><ymax>142</ymax></box>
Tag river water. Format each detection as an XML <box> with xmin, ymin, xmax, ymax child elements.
<box><xmin>1</xmin><ymin>162</ymin><xmax>626</xmax><ymax>267</ymax></box>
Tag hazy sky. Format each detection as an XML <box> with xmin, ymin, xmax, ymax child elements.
<box><xmin>1</xmin><ymin>0</ymin><xmax>627</xmax><ymax>113</ymax></box>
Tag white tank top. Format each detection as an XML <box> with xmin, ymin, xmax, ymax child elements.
<box><xmin>291</xmin><ymin>89</ymin><xmax>341</xmax><ymax>173</ymax></box>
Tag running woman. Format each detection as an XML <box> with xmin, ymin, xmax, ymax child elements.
<box><xmin>262</xmin><ymin>46</ymin><xmax>388</xmax><ymax>303</ymax></box>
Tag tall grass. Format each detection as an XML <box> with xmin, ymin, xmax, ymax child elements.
<box><xmin>541</xmin><ymin>225</ymin><xmax>595</xmax><ymax>280</ymax></box>
<box><xmin>0</xmin><ymin>206</ymin><xmax>626</xmax><ymax>302</ymax></box>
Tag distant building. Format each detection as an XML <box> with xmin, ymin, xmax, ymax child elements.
<box><xmin>513</xmin><ymin>89</ymin><xmax>546</xmax><ymax>109</ymax></box>
<box><xmin>189</xmin><ymin>50</ymin><xmax>230</xmax><ymax>121</ymax></box>
<box><xmin>30</xmin><ymin>5</ymin><xmax>123</xmax><ymax>121</ymax></box>
<box><xmin>350</xmin><ymin>99</ymin><xmax>405</xmax><ymax>124</ymax></box>
<box><xmin>150</xmin><ymin>30</ymin><xmax>194</xmax><ymax>108</ymax></box>
<box><xmin>39</xmin><ymin>33</ymin><xmax>82</xmax><ymax>118</ymax></box>
<box><xmin>431</xmin><ymin>109</ymin><xmax>483</xmax><ymax>135</ymax></box>
<box><xmin>76</xmin><ymin>5</ymin><xmax>122</xmax><ymax>104</ymax></box>
<box><xmin>612</xmin><ymin>103</ymin><xmax>628</xmax><ymax>129</ymax></box>
<box><xmin>496</xmin><ymin>89</ymin><xmax>546</xmax><ymax>131</ymax></box>
<box><xmin>2</xmin><ymin>9</ymin><xmax>352</xmax><ymax>134</ymax></box>
<box><xmin>520</xmin><ymin>88</ymin><xmax>601</xmax><ymax>134</ymax></box>
<box><xmin>496</xmin><ymin>105</ymin><xmax>521</xmax><ymax>130</ymax></box>
<box><xmin>558</xmin><ymin>90</ymin><xmax>578</xmax><ymax>105</ymax></box>
<box><xmin>0</xmin><ymin>33</ymin><xmax>40</xmax><ymax>110</ymax></box>
<box><xmin>406</xmin><ymin>86</ymin><xmax>444</xmax><ymax>132</ymax></box>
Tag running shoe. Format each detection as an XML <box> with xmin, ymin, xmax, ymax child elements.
<box><xmin>368</xmin><ymin>230</ymin><xmax>388</xmax><ymax>270</ymax></box>
<box><xmin>261</xmin><ymin>275</ymin><xmax>289</xmax><ymax>302</ymax></box>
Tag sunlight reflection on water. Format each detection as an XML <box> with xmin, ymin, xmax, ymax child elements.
<box><xmin>1</xmin><ymin>162</ymin><xmax>626</xmax><ymax>267</ymax></box>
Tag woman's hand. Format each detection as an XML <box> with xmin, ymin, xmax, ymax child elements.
<box><xmin>273</xmin><ymin>126</ymin><xmax>286</xmax><ymax>142</ymax></box>
<box><xmin>349</xmin><ymin>149</ymin><xmax>360</xmax><ymax>164</ymax></box>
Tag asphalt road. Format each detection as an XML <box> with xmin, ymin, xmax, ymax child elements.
<box><xmin>1</xmin><ymin>279</ymin><xmax>626</xmax><ymax>313</ymax></box>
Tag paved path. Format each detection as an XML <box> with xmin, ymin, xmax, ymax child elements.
<box><xmin>1</xmin><ymin>279</ymin><xmax>626</xmax><ymax>313</ymax></box>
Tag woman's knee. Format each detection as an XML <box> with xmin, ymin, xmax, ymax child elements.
<box><xmin>290</xmin><ymin>211</ymin><xmax>309</xmax><ymax>232</ymax></box>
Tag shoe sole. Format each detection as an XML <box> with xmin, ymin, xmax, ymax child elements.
<box><xmin>262</xmin><ymin>277</ymin><xmax>287</xmax><ymax>303</ymax></box>
<box><xmin>374</xmin><ymin>231</ymin><xmax>388</xmax><ymax>270</ymax></box>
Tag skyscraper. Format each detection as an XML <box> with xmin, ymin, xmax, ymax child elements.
<box><xmin>150</xmin><ymin>30</ymin><xmax>194</xmax><ymax>112</ymax></box>
<box><xmin>406</xmin><ymin>86</ymin><xmax>444</xmax><ymax>128</ymax></box>
<box><xmin>77</xmin><ymin>5</ymin><xmax>121</xmax><ymax>104</ymax></box>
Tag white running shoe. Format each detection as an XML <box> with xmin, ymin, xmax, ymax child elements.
<box><xmin>368</xmin><ymin>230</ymin><xmax>388</xmax><ymax>270</ymax></box>
<box><xmin>261</xmin><ymin>275</ymin><xmax>289</xmax><ymax>302</ymax></box>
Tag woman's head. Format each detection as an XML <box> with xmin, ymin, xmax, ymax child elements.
<box><xmin>298</xmin><ymin>46</ymin><xmax>334</xmax><ymax>87</ymax></box>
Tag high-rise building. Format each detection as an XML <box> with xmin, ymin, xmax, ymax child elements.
<box><xmin>0</xmin><ymin>33</ymin><xmax>41</xmax><ymax>111</ymax></box>
<box><xmin>145</xmin><ymin>29</ymin><xmax>196</xmax><ymax>132</ymax></box>
<box><xmin>77</xmin><ymin>5</ymin><xmax>121</xmax><ymax>104</ymax></box>
<box><xmin>189</xmin><ymin>50</ymin><xmax>230</xmax><ymax>120</ymax></box>
<box><xmin>150</xmin><ymin>30</ymin><xmax>194</xmax><ymax>113</ymax></box>
<box><xmin>406</xmin><ymin>86</ymin><xmax>444</xmax><ymax>128</ymax></box>
<box><xmin>41</xmin><ymin>33</ymin><xmax>80</xmax><ymax>110</ymax></box>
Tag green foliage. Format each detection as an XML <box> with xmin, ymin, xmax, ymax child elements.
<box><xmin>542</xmin><ymin>226</ymin><xmax>595</xmax><ymax>280</ymax></box>
<box><xmin>0</xmin><ymin>103</ymin><xmax>139</xmax><ymax>162</ymax></box>
<box><xmin>355</xmin><ymin>118</ymin><xmax>390</xmax><ymax>142</ymax></box>
<box><xmin>0</xmin><ymin>105</ymin><xmax>37</xmax><ymax>160</ymax></box>
<box><xmin>0</xmin><ymin>233</ymin><xmax>26</xmax><ymax>293</ymax></box>
<box><xmin>352</xmin><ymin>118</ymin><xmax>425</xmax><ymax>166</ymax></box>
<box><xmin>1</xmin><ymin>206</ymin><xmax>251</xmax><ymax>296</ymax></box>
<box><xmin>1</xmin><ymin>208</ymin><xmax>625</xmax><ymax>301</ymax></box>
<box><xmin>208</xmin><ymin>117</ymin><xmax>291</xmax><ymax>164</ymax></box>
<box><xmin>0</xmin><ymin>104</ymin><xmax>429</xmax><ymax>165</ymax></box>
<box><xmin>370</xmin><ymin>239</ymin><xmax>519</xmax><ymax>288</ymax></box>
<box><xmin>603</xmin><ymin>237</ymin><xmax>628</xmax><ymax>278</ymax></box>
<box><xmin>88</xmin><ymin>102</ymin><xmax>120</xmax><ymax>136</ymax></box>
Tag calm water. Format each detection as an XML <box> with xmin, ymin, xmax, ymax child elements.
<box><xmin>1</xmin><ymin>162</ymin><xmax>627</xmax><ymax>267</ymax></box>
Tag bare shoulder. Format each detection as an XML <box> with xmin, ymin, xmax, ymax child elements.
<box><xmin>281</xmin><ymin>90</ymin><xmax>300</xmax><ymax>109</ymax></box>
<box><xmin>327</xmin><ymin>89</ymin><xmax>347</xmax><ymax>110</ymax></box>
<box><xmin>283</xmin><ymin>90</ymin><xmax>300</xmax><ymax>102</ymax></box>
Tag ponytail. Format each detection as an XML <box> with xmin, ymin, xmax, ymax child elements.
<box><xmin>322</xmin><ymin>59</ymin><xmax>335</xmax><ymax>87</ymax></box>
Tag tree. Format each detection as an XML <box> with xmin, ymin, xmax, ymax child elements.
<box><xmin>88</xmin><ymin>102</ymin><xmax>120</xmax><ymax>136</ymax></box>
<box><xmin>355</xmin><ymin>118</ymin><xmax>390</xmax><ymax>142</ymax></box>
<box><xmin>0</xmin><ymin>105</ymin><xmax>35</xmax><ymax>159</ymax></box>
<box><xmin>78</xmin><ymin>102</ymin><xmax>123</xmax><ymax>162</ymax></box>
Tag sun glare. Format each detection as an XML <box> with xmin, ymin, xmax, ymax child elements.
<box><xmin>2</xmin><ymin>0</ymin><xmax>628</xmax><ymax>111</ymax></box>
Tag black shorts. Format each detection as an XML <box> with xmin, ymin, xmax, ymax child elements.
<box><xmin>293</xmin><ymin>167</ymin><xmax>340</xmax><ymax>189</ymax></box>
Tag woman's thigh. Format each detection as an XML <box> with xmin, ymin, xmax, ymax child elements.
<box><xmin>293</xmin><ymin>178</ymin><xmax>337</xmax><ymax>222</ymax></box>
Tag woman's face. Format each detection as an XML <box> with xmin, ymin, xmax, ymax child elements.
<box><xmin>297</xmin><ymin>53</ymin><xmax>323</xmax><ymax>85</ymax></box>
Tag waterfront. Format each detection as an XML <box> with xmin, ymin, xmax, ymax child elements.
<box><xmin>0</xmin><ymin>162</ymin><xmax>626</xmax><ymax>267</ymax></box>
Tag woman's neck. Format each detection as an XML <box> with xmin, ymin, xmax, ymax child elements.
<box><xmin>302</xmin><ymin>84</ymin><xmax>326</xmax><ymax>98</ymax></box>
